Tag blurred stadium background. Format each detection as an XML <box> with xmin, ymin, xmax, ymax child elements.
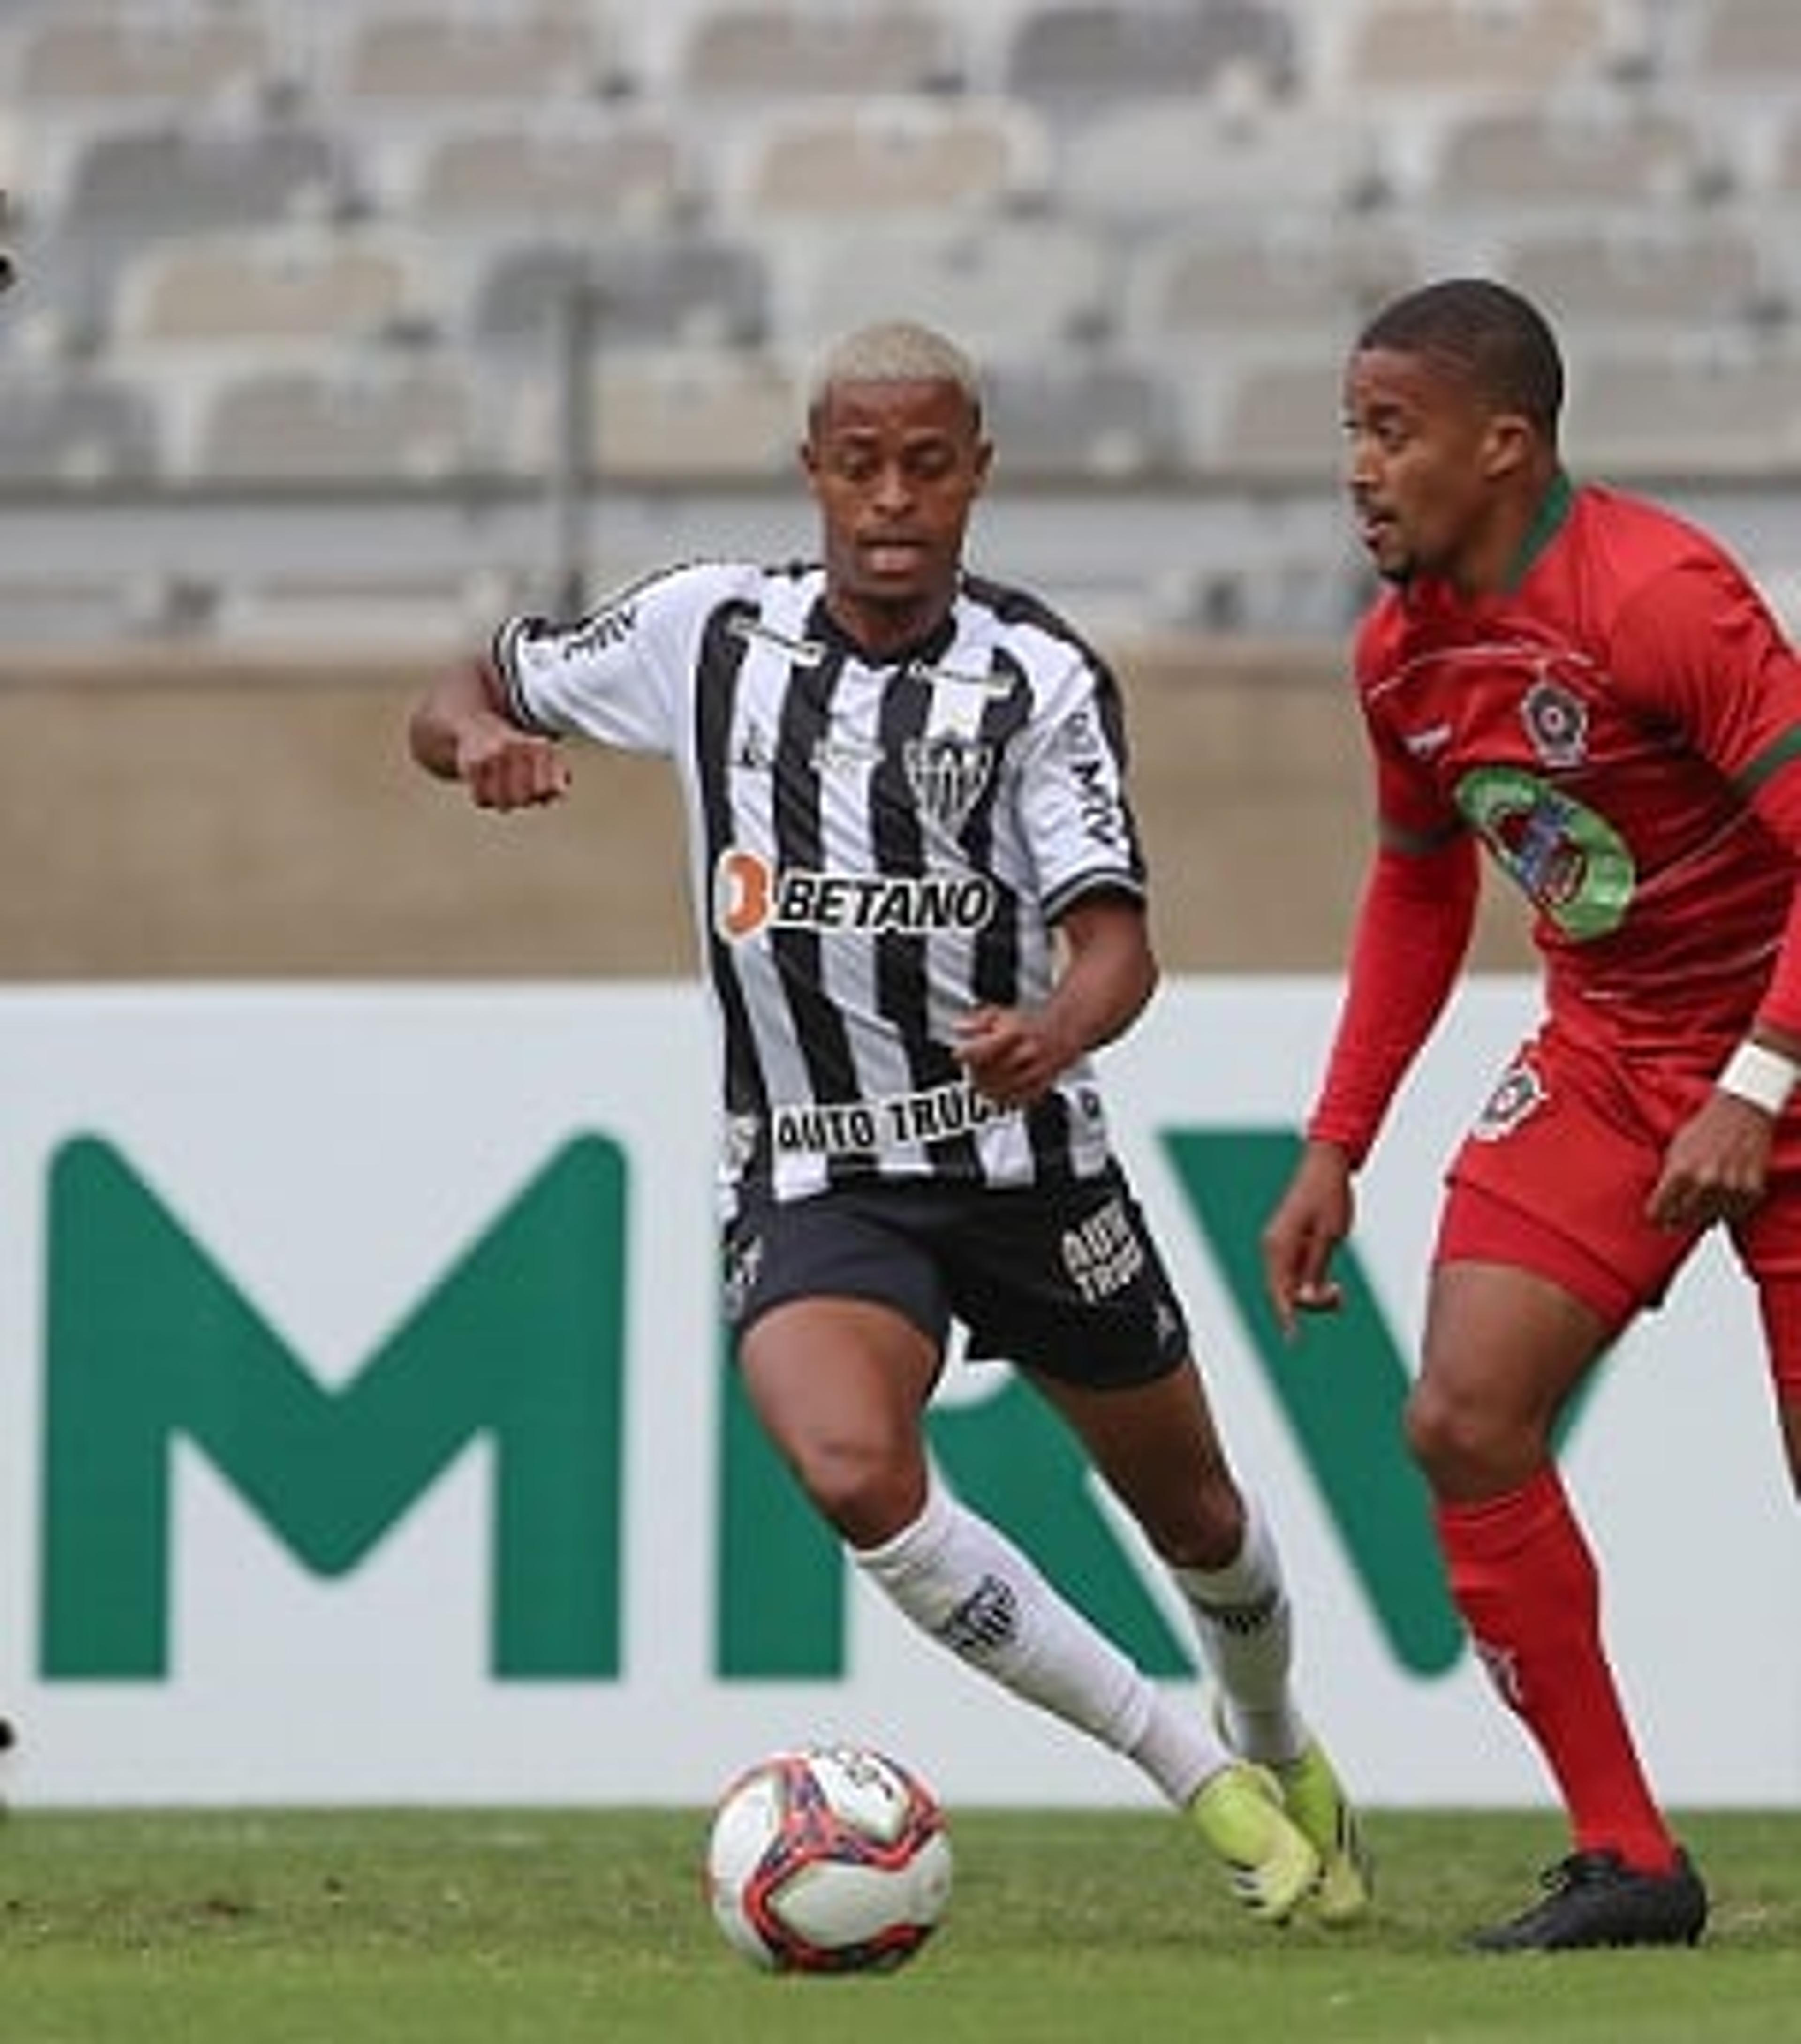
<box><xmin>5</xmin><ymin>0</ymin><xmax>1801</xmax><ymax>973</ymax></box>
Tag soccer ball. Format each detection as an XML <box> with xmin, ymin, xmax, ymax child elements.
<box><xmin>704</xmin><ymin>1743</ymin><xmax>953</xmax><ymax>1973</ymax></box>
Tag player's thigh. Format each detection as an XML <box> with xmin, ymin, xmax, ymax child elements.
<box><xmin>727</xmin><ymin>1192</ymin><xmax>949</xmax><ymax>1535</ymax></box>
<box><xmin>1417</xmin><ymin>1252</ymin><xmax>1613</xmax><ymax>1468</ymax></box>
<box><xmin>739</xmin><ymin>1294</ymin><xmax>942</xmax><ymax>1478</ymax></box>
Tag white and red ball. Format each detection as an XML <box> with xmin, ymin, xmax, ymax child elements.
<box><xmin>704</xmin><ymin>1744</ymin><xmax>953</xmax><ymax>1973</ymax></box>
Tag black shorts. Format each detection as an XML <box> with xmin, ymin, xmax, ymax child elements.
<box><xmin>720</xmin><ymin>1161</ymin><xmax>1192</xmax><ymax>1390</ymax></box>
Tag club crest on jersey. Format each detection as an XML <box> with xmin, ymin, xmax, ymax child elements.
<box><xmin>1520</xmin><ymin>674</ymin><xmax>1588</xmax><ymax>768</ymax></box>
<box><xmin>1471</xmin><ymin>1059</ymin><xmax>1546</xmax><ymax>1143</ymax></box>
<box><xmin>903</xmin><ymin>735</ymin><xmax>994</xmax><ymax>834</ymax></box>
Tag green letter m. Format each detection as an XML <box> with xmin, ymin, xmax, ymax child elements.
<box><xmin>42</xmin><ymin>1136</ymin><xmax>627</xmax><ymax>1681</ymax></box>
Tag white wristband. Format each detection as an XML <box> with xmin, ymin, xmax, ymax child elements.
<box><xmin>1717</xmin><ymin>1040</ymin><xmax>1801</xmax><ymax>1116</ymax></box>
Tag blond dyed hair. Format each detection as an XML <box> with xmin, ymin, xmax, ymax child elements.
<box><xmin>805</xmin><ymin>320</ymin><xmax>983</xmax><ymax>433</ymax></box>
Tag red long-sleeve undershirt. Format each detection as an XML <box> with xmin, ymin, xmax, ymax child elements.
<box><xmin>1305</xmin><ymin>831</ymin><xmax>1480</xmax><ymax>1169</ymax></box>
<box><xmin>1749</xmin><ymin>760</ymin><xmax>1801</xmax><ymax>1047</ymax></box>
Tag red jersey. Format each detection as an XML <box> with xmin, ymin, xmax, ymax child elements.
<box><xmin>1354</xmin><ymin>475</ymin><xmax>1801</xmax><ymax>1062</ymax></box>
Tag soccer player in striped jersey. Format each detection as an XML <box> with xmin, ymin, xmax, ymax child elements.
<box><xmin>1265</xmin><ymin>276</ymin><xmax>1801</xmax><ymax>1950</ymax></box>
<box><xmin>412</xmin><ymin>319</ymin><xmax>1368</xmax><ymax>1928</ymax></box>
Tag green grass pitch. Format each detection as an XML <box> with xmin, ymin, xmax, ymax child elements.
<box><xmin>0</xmin><ymin>1807</ymin><xmax>1796</xmax><ymax>2043</ymax></box>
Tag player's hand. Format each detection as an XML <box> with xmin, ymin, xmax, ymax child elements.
<box><xmin>1261</xmin><ymin>1141</ymin><xmax>1356</xmax><ymax>1340</ymax></box>
<box><xmin>953</xmin><ymin>1004</ymin><xmax>1073</xmax><ymax>1109</ymax></box>
<box><xmin>457</xmin><ymin>721</ymin><xmax>571</xmax><ymax>810</ymax></box>
<box><xmin>1645</xmin><ymin>1089</ymin><xmax>1775</xmax><ymax>1231</ymax></box>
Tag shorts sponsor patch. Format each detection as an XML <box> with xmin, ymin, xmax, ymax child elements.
<box><xmin>1059</xmin><ymin>1194</ymin><xmax>1147</xmax><ymax>1302</ymax></box>
<box><xmin>1472</xmin><ymin>1059</ymin><xmax>1546</xmax><ymax>1142</ymax></box>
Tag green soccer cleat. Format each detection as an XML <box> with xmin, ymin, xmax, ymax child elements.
<box><xmin>1271</xmin><ymin>1739</ymin><xmax>1374</xmax><ymax>1927</ymax></box>
<box><xmin>1188</xmin><ymin>1761</ymin><xmax>1322</xmax><ymax>1924</ymax></box>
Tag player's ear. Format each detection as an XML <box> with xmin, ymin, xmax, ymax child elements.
<box><xmin>971</xmin><ymin>434</ymin><xmax>994</xmax><ymax>493</ymax></box>
<box><xmin>1480</xmin><ymin>412</ymin><xmax>1533</xmax><ymax>482</ymax></box>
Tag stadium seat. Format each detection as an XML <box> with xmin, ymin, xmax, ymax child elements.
<box><xmin>0</xmin><ymin>370</ymin><xmax>161</xmax><ymax>484</ymax></box>
<box><xmin>983</xmin><ymin>356</ymin><xmax>1184</xmax><ymax>479</ymax></box>
<box><xmin>1342</xmin><ymin>0</ymin><xmax>1615</xmax><ymax>96</ymax></box>
<box><xmin>1004</xmin><ymin>1</ymin><xmax>1299</xmax><ymax>105</ymax></box>
<box><xmin>507</xmin><ymin>346</ymin><xmax>801</xmax><ymax>480</ymax></box>
<box><xmin>195</xmin><ymin>363</ymin><xmax>484</xmax><ymax>484</ymax></box>
<box><xmin>1695</xmin><ymin>0</ymin><xmax>1801</xmax><ymax>84</ymax></box>
<box><xmin>797</xmin><ymin>217</ymin><xmax>1109</xmax><ymax>358</ymax></box>
<box><xmin>1429</xmin><ymin>103</ymin><xmax>1716</xmax><ymax>209</ymax></box>
<box><xmin>115</xmin><ymin>228</ymin><xmax>432</xmax><ymax>351</ymax></box>
<box><xmin>735</xmin><ymin>98</ymin><xmax>1049</xmax><ymax>217</ymax></box>
<box><xmin>1126</xmin><ymin>220</ymin><xmax>1417</xmax><ymax>357</ymax></box>
<box><xmin>409</xmin><ymin>116</ymin><xmax>693</xmax><ymax>228</ymax></box>
<box><xmin>1566</xmin><ymin>345</ymin><xmax>1801</xmax><ymax>475</ymax></box>
<box><xmin>1498</xmin><ymin>222</ymin><xmax>1770</xmax><ymax>334</ymax></box>
<box><xmin>680</xmin><ymin>3</ymin><xmax>959</xmax><ymax>96</ymax></box>
<box><xmin>1211</xmin><ymin>358</ymin><xmax>1344</xmax><ymax>480</ymax></box>
<box><xmin>60</xmin><ymin>119</ymin><xmax>351</xmax><ymax>242</ymax></box>
<box><xmin>1059</xmin><ymin>97</ymin><xmax>1386</xmax><ymax>223</ymax></box>
<box><xmin>338</xmin><ymin>6</ymin><xmax>618</xmax><ymax>104</ymax></box>
<box><xmin>16</xmin><ymin>9</ymin><xmax>275</xmax><ymax>104</ymax></box>
<box><xmin>468</xmin><ymin>233</ymin><xmax>768</xmax><ymax>357</ymax></box>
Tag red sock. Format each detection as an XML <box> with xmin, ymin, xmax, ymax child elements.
<box><xmin>1437</xmin><ymin>1466</ymin><xmax>1676</xmax><ymax>1874</ymax></box>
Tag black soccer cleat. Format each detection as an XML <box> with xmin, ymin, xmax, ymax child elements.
<box><xmin>1467</xmin><ymin>1847</ymin><xmax>1707</xmax><ymax>1952</ymax></box>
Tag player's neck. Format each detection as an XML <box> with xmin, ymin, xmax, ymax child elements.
<box><xmin>1447</xmin><ymin>467</ymin><xmax>1571</xmax><ymax>601</ymax></box>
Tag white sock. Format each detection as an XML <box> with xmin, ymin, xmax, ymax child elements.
<box><xmin>1169</xmin><ymin>1492</ymin><xmax>1308</xmax><ymax>1767</ymax></box>
<box><xmin>854</xmin><ymin>1477</ymin><xmax>1231</xmax><ymax>1807</ymax></box>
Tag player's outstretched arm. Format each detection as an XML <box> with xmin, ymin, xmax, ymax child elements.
<box><xmin>409</xmin><ymin>655</ymin><xmax>571</xmax><ymax>810</ymax></box>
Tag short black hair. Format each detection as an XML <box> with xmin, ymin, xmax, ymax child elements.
<box><xmin>1356</xmin><ymin>278</ymin><xmax>1564</xmax><ymax>437</ymax></box>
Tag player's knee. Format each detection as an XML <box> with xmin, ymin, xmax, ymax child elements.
<box><xmin>1137</xmin><ymin>1469</ymin><xmax>1244</xmax><ymax>1571</ymax></box>
<box><xmin>792</xmin><ymin>1438</ymin><xmax>924</xmax><ymax>1549</ymax></box>
<box><xmin>1403</xmin><ymin>1378</ymin><xmax>1527</xmax><ymax>1495</ymax></box>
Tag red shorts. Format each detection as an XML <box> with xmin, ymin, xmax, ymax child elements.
<box><xmin>1435</xmin><ymin>1026</ymin><xmax>1801</xmax><ymax>1396</ymax></box>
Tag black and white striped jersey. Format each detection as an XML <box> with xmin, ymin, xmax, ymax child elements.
<box><xmin>494</xmin><ymin>559</ymin><xmax>1150</xmax><ymax>1209</ymax></box>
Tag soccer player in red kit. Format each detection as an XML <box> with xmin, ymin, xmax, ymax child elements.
<box><xmin>1263</xmin><ymin>277</ymin><xmax>1801</xmax><ymax>1950</ymax></box>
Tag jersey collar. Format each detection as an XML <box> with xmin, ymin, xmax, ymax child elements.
<box><xmin>1503</xmin><ymin>468</ymin><xmax>1574</xmax><ymax>591</ymax></box>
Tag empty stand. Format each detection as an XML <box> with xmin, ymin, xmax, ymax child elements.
<box><xmin>0</xmin><ymin>0</ymin><xmax>1800</xmax><ymax>654</ymax></box>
